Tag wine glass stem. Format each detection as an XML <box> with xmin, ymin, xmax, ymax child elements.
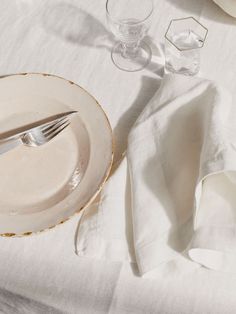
<box><xmin>121</xmin><ymin>42</ymin><xmax>140</xmax><ymax>59</ymax></box>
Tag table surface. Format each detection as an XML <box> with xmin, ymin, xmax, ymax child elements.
<box><xmin>1</xmin><ymin>0</ymin><xmax>236</xmax><ymax>313</ymax></box>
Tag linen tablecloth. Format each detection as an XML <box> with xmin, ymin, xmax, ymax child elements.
<box><xmin>0</xmin><ymin>0</ymin><xmax>236</xmax><ymax>313</ymax></box>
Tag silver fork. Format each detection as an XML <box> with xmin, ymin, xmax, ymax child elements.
<box><xmin>22</xmin><ymin>116</ymin><xmax>71</xmax><ymax>147</ymax></box>
<box><xmin>0</xmin><ymin>112</ymin><xmax>76</xmax><ymax>155</ymax></box>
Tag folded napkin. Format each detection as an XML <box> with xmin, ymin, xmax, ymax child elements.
<box><xmin>213</xmin><ymin>0</ymin><xmax>236</xmax><ymax>18</ymax></box>
<box><xmin>77</xmin><ymin>74</ymin><xmax>236</xmax><ymax>276</ymax></box>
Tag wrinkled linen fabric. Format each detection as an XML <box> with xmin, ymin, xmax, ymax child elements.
<box><xmin>78</xmin><ymin>74</ymin><xmax>236</xmax><ymax>275</ymax></box>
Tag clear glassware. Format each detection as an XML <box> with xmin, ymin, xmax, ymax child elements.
<box><xmin>106</xmin><ymin>0</ymin><xmax>153</xmax><ymax>72</ymax></box>
<box><xmin>165</xmin><ymin>17</ymin><xmax>208</xmax><ymax>76</ymax></box>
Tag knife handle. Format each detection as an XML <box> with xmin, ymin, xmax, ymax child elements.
<box><xmin>0</xmin><ymin>137</ymin><xmax>22</xmax><ymax>155</ymax></box>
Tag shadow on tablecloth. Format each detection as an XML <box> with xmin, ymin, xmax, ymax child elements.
<box><xmin>0</xmin><ymin>287</ymin><xmax>63</xmax><ymax>314</ymax></box>
<box><xmin>41</xmin><ymin>2</ymin><xmax>113</xmax><ymax>50</ymax></box>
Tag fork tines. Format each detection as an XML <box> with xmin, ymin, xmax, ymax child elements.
<box><xmin>41</xmin><ymin>117</ymin><xmax>70</xmax><ymax>141</ymax></box>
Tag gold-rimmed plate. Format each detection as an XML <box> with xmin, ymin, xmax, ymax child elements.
<box><xmin>0</xmin><ymin>73</ymin><xmax>113</xmax><ymax>236</ymax></box>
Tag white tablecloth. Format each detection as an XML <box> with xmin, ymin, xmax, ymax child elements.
<box><xmin>0</xmin><ymin>0</ymin><xmax>236</xmax><ymax>313</ymax></box>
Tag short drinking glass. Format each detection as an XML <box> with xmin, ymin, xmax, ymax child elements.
<box><xmin>165</xmin><ymin>17</ymin><xmax>208</xmax><ymax>76</ymax></box>
<box><xmin>106</xmin><ymin>0</ymin><xmax>153</xmax><ymax>72</ymax></box>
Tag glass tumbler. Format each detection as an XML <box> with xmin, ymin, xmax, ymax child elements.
<box><xmin>106</xmin><ymin>0</ymin><xmax>153</xmax><ymax>72</ymax></box>
<box><xmin>165</xmin><ymin>17</ymin><xmax>208</xmax><ymax>76</ymax></box>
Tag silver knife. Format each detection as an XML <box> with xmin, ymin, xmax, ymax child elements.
<box><xmin>0</xmin><ymin>111</ymin><xmax>77</xmax><ymax>141</ymax></box>
<box><xmin>0</xmin><ymin>111</ymin><xmax>77</xmax><ymax>155</ymax></box>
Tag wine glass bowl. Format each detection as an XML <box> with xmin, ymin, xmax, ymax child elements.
<box><xmin>106</xmin><ymin>0</ymin><xmax>153</xmax><ymax>72</ymax></box>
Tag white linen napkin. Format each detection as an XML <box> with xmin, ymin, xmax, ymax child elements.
<box><xmin>77</xmin><ymin>74</ymin><xmax>236</xmax><ymax>275</ymax></box>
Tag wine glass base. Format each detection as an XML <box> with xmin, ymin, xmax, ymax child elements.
<box><xmin>111</xmin><ymin>42</ymin><xmax>152</xmax><ymax>72</ymax></box>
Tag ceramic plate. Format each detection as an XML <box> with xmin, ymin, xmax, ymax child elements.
<box><xmin>0</xmin><ymin>73</ymin><xmax>113</xmax><ymax>236</ymax></box>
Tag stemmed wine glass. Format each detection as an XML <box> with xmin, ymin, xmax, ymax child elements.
<box><xmin>106</xmin><ymin>0</ymin><xmax>154</xmax><ymax>72</ymax></box>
